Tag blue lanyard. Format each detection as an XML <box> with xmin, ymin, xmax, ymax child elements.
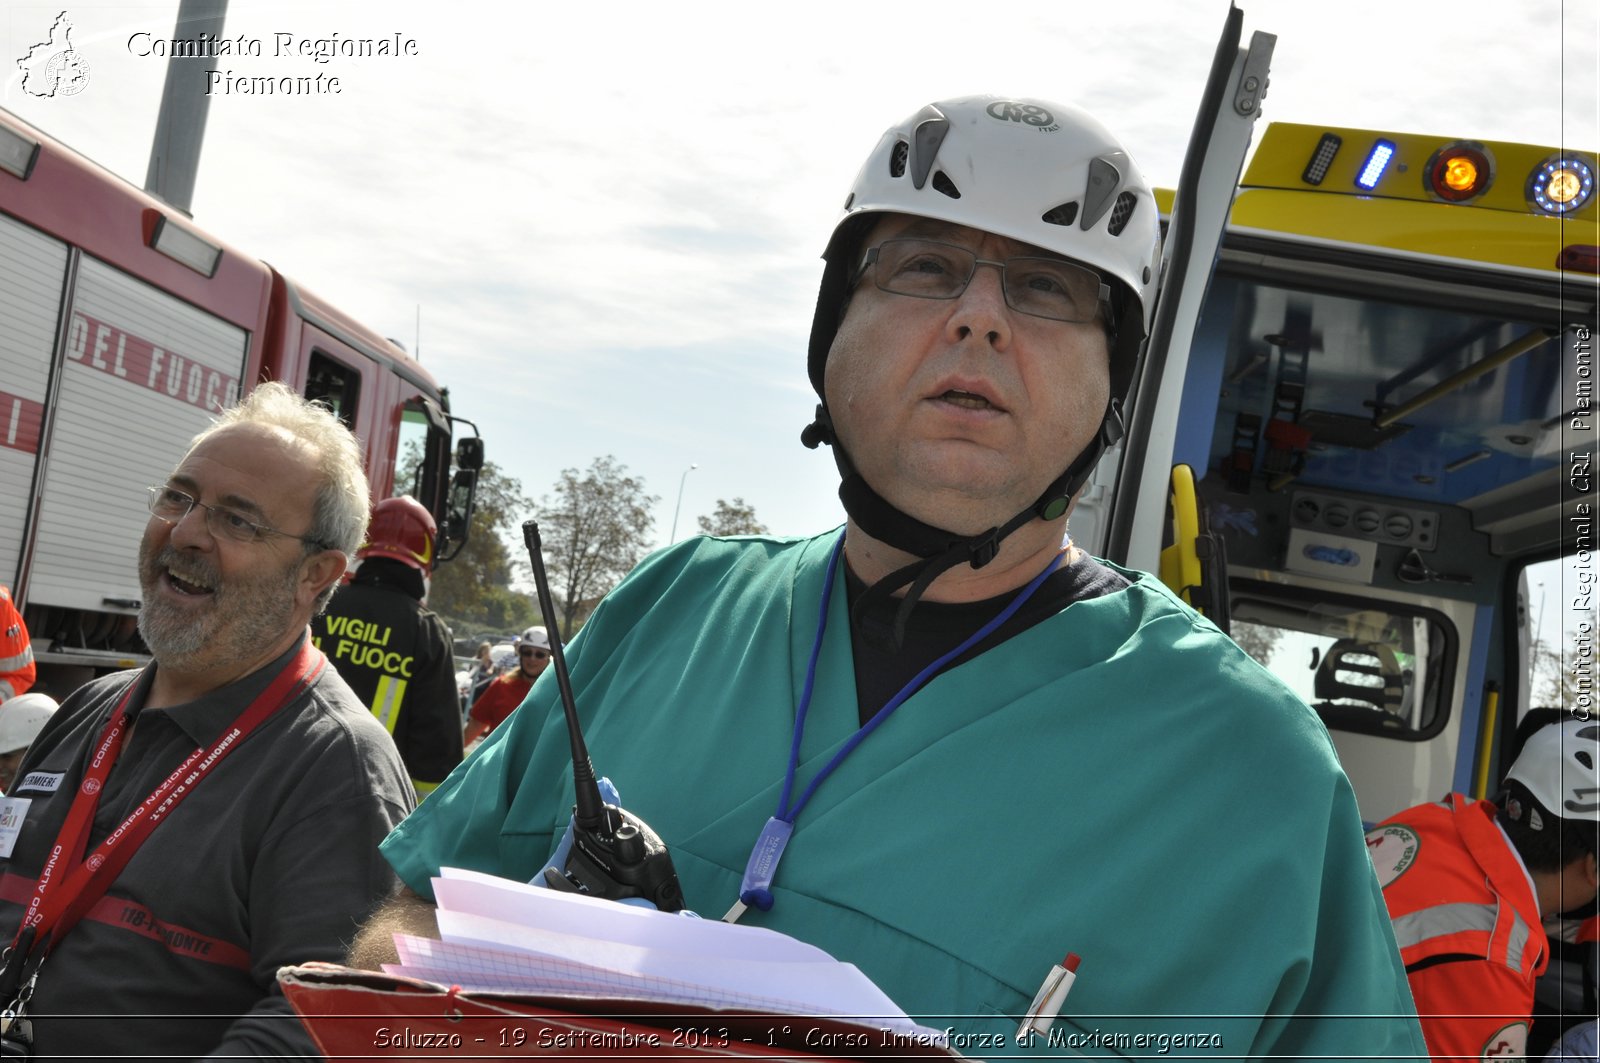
<box><xmin>731</xmin><ymin>531</ymin><xmax>1069</xmax><ymax>918</ymax></box>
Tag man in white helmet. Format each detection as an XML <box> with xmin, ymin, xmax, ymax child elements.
<box><xmin>353</xmin><ymin>96</ymin><xmax>1424</xmax><ymax>1056</ymax></box>
<box><xmin>1368</xmin><ymin>717</ymin><xmax>1600</xmax><ymax>1061</ymax></box>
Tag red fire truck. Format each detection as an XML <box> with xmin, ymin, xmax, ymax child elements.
<box><xmin>0</xmin><ymin>105</ymin><xmax>481</xmax><ymax>694</ymax></box>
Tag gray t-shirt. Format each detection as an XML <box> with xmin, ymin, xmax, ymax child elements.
<box><xmin>0</xmin><ymin>634</ymin><xmax>414</xmax><ymax>1059</ymax></box>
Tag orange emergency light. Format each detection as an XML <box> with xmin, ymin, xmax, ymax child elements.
<box><xmin>1426</xmin><ymin>143</ymin><xmax>1493</xmax><ymax>202</ymax></box>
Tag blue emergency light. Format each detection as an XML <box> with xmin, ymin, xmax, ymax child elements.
<box><xmin>1529</xmin><ymin>155</ymin><xmax>1595</xmax><ymax>215</ymax></box>
<box><xmin>1355</xmin><ymin>140</ymin><xmax>1397</xmax><ymax>190</ymax></box>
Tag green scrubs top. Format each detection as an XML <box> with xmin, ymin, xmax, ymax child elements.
<box><xmin>382</xmin><ymin>531</ymin><xmax>1425</xmax><ymax>1059</ymax></box>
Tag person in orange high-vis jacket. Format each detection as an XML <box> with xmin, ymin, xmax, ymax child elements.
<box><xmin>0</xmin><ymin>585</ymin><xmax>34</xmax><ymax>702</ymax></box>
<box><xmin>463</xmin><ymin>626</ymin><xmax>550</xmax><ymax>748</ymax></box>
<box><xmin>1367</xmin><ymin>718</ymin><xmax>1600</xmax><ymax>1061</ymax></box>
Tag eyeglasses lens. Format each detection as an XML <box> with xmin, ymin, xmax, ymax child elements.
<box><xmin>871</xmin><ymin>238</ymin><xmax>1104</xmax><ymax>323</ymax></box>
<box><xmin>147</xmin><ymin>486</ymin><xmax>262</xmax><ymax>543</ymax></box>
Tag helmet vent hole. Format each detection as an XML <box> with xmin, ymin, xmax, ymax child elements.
<box><xmin>932</xmin><ymin>171</ymin><xmax>961</xmax><ymax>199</ymax></box>
<box><xmin>1107</xmin><ymin>192</ymin><xmax>1137</xmax><ymax>236</ymax></box>
<box><xmin>890</xmin><ymin>141</ymin><xmax>909</xmax><ymax>178</ymax></box>
<box><xmin>1578</xmin><ymin>750</ymin><xmax>1595</xmax><ymax>770</ymax></box>
<box><xmin>1041</xmin><ymin>203</ymin><xmax>1079</xmax><ymax>227</ymax></box>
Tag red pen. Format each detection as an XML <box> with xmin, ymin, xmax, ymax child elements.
<box><xmin>1016</xmin><ymin>952</ymin><xmax>1080</xmax><ymax>1044</ymax></box>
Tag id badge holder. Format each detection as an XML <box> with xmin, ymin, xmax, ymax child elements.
<box><xmin>722</xmin><ymin>817</ymin><xmax>793</xmax><ymax>923</ymax></box>
<box><xmin>0</xmin><ymin>798</ymin><xmax>31</xmax><ymax>861</ymax></box>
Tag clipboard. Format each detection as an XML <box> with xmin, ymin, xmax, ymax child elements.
<box><xmin>279</xmin><ymin>962</ymin><xmax>965</xmax><ymax>1060</ymax></box>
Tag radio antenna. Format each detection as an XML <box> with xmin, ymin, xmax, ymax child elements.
<box><xmin>522</xmin><ymin>521</ymin><xmax>606</xmax><ymax>832</ymax></box>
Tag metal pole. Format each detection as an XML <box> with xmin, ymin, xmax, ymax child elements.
<box><xmin>1374</xmin><ymin>329</ymin><xmax>1555</xmax><ymax>430</ymax></box>
<box><xmin>144</xmin><ymin>0</ymin><xmax>229</xmax><ymax>214</ymax></box>
<box><xmin>668</xmin><ymin>463</ymin><xmax>698</xmax><ymax>542</ymax></box>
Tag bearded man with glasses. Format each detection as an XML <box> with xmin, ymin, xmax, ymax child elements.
<box><xmin>354</xmin><ymin>96</ymin><xmax>1424</xmax><ymax>1057</ymax></box>
<box><xmin>0</xmin><ymin>383</ymin><xmax>412</xmax><ymax>1060</ymax></box>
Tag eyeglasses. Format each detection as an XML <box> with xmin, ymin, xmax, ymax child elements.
<box><xmin>147</xmin><ymin>485</ymin><xmax>331</xmax><ymax>550</ymax></box>
<box><xmin>858</xmin><ymin>238</ymin><xmax>1111</xmax><ymax>324</ymax></box>
<box><xmin>519</xmin><ymin>648</ymin><xmax>550</xmax><ymax>660</ymax></box>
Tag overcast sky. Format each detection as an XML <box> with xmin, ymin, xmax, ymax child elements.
<box><xmin>5</xmin><ymin>0</ymin><xmax>1597</xmax><ymax>554</ymax></box>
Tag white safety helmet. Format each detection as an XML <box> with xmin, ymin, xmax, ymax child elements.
<box><xmin>1505</xmin><ymin>718</ymin><xmax>1600</xmax><ymax>822</ymax></box>
<box><xmin>0</xmin><ymin>692</ymin><xmax>58</xmax><ymax>756</ymax></box>
<box><xmin>799</xmin><ymin>97</ymin><xmax>1164</xmax><ymax>620</ymax></box>
<box><xmin>807</xmin><ymin>94</ymin><xmax>1162</xmax><ymax>404</ymax></box>
<box><xmin>517</xmin><ymin>626</ymin><xmax>551</xmax><ymax>652</ymax></box>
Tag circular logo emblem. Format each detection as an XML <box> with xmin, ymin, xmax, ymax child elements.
<box><xmin>81</xmin><ymin>778</ymin><xmax>101</xmax><ymax>795</ymax></box>
<box><xmin>1364</xmin><ymin>823</ymin><xmax>1420</xmax><ymax>888</ymax></box>
<box><xmin>1480</xmin><ymin>1021</ymin><xmax>1527</xmax><ymax>1058</ymax></box>
<box><xmin>983</xmin><ymin>100</ymin><xmax>1057</xmax><ymax>130</ymax></box>
<box><xmin>43</xmin><ymin>50</ymin><xmax>91</xmax><ymax>96</ymax></box>
<box><xmin>87</xmin><ymin>854</ymin><xmax>105</xmax><ymax>871</ymax></box>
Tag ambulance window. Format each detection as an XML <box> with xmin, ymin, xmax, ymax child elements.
<box><xmin>305</xmin><ymin>351</ymin><xmax>360</xmax><ymax>430</ymax></box>
<box><xmin>1520</xmin><ymin>554</ymin><xmax>1590</xmax><ymax>717</ymax></box>
<box><xmin>1229</xmin><ymin>579</ymin><xmax>1456</xmax><ymax>740</ymax></box>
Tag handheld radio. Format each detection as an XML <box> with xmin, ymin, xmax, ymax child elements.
<box><xmin>522</xmin><ymin>521</ymin><xmax>686</xmax><ymax>912</ymax></box>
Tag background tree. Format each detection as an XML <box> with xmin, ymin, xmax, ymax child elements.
<box><xmin>535</xmin><ymin>455</ymin><xmax>658</xmax><ymax>637</ymax></box>
<box><xmin>1229</xmin><ymin>620</ymin><xmax>1285</xmax><ymax>670</ymax></box>
<box><xmin>696</xmin><ymin>497</ymin><xmax>768</xmax><ymax>537</ymax></box>
<box><xmin>1528</xmin><ymin>636</ymin><xmax>1583</xmax><ymax>709</ymax></box>
<box><xmin>398</xmin><ymin>445</ymin><xmax>538</xmax><ymax>638</ymax></box>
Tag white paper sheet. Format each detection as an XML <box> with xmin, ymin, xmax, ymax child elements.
<box><xmin>434</xmin><ymin>867</ymin><xmax>832</xmax><ymax>961</ymax></box>
<box><xmin>382</xmin><ymin>869</ymin><xmax>944</xmax><ymax>1041</ymax></box>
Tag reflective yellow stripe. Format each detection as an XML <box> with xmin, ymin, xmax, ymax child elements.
<box><xmin>413</xmin><ymin>778</ymin><xmax>439</xmax><ymax>800</ymax></box>
<box><xmin>371</xmin><ymin>674</ymin><xmax>406</xmax><ymax>734</ymax></box>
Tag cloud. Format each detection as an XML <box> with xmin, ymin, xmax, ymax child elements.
<box><xmin>4</xmin><ymin>0</ymin><xmax>1593</xmax><ymax>545</ymax></box>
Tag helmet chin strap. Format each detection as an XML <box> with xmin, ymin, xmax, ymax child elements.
<box><xmin>801</xmin><ymin>400</ymin><xmax>1124</xmax><ymax>648</ymax></box>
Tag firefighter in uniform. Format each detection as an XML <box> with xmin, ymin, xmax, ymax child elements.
<box><xmin>0</xmin><ymin>585</ymin><xmax>34</xmax><ymax>703</ymax></box>
<box><xmin>1367</xmin><ymin>717</ymin><xmax>1600</xmax><ymax>1061</ymax></box>
<box><xmin>312</xmin><ymin>497</ymin><xmax>462</xmax><ymax>799</ymax></box>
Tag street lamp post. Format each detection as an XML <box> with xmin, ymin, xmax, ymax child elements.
<box><xmin>1534</xmin><ymin>581</ymin><xmax>1547</xmax><ymax>654</ymax></box>
<box><xmin>669</xmin><ymin>463</ymin><xmax>698</xmax><ymax>543</ymax></box>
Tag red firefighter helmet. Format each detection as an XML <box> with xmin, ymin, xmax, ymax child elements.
<box><xmin>358</xmin><ymin>496</ymin><xmax>437</xmax><ymax>573</ymax></box>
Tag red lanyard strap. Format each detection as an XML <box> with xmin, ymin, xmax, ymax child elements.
<box><xmin>11</xmin><ymin>641</ymin><xmax>324</xmax><ymax>953</ymax></box>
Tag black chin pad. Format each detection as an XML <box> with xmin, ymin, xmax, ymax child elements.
<box><xmin>838</xmin><ymin>474</ymin><xmax>961</xmax><ymax>560</ymax></box>
<box><xmin>810</xmin><ymin>397</ymin><xmax>1121</xmax><ymax>649</ymax></box>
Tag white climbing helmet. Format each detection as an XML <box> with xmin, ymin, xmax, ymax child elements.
<box><xmin>1506</xmin><ymin>717</ymin><xmax>1600</xmax><ymax>822</ymax></box>
<box><xmin>808</xmin><ymin>93</ymin><xmax>1163</xmax><ymax>400</ymax></box>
